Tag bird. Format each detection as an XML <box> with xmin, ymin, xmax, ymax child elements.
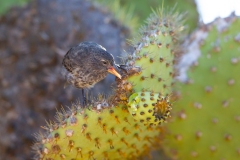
<box><xmin>62</xmin><ymin>41</ymin><xmax>121</xmax><ymax>107</ymax></box>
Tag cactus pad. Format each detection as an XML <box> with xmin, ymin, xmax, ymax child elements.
<box><xmin>126</xmin><ymin>10</ymin><xmax>184</xmax><ymax>95</ymax></box>
<box><xmin>162</xmin><ymin>15</ymin><xmax>240</xmax><ymax>160</ymax></box>
<box><xmin>33</xmin><ymin>101</ymin><xmax>162</xmax><ymax>159</ymax></box>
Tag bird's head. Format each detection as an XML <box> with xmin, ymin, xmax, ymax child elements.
<box><xmin>93</xmin><ymin>49</ymin><xmax>121</xmax><ymax>79</ymax></box>
<box><xmin>89</xmin><ymin>44</ymin><xmax>121</xmax><ymax>79</ymax></box>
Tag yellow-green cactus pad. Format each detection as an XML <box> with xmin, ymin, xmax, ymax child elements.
<box><xmin>127</xmin><ymin>10</ymin><xmax>184</xmax><ymax>95</ymax></box>
<box><xmin>162</xmin><ymin>15</ymin><xmax>240</xmax><ymax>160</ymax></box>
<box><xmin>33</xmin><ymin>102</ymin><xmax>162</xmax><ymax>160</ymax></box>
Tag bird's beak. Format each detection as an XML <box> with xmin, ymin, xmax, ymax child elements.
<box><xmin>107</xmin><ymin>66</ymin><xmax>121</xmax><ymax>79</ymax></box>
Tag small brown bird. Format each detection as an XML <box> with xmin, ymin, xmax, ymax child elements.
<box><xmin>62</xmin><ymin>41</ymin><xmax>121</xmax><ymax>106</ymax></box>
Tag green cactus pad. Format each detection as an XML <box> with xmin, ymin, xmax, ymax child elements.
<box><xmin>162</xmin><ymin>15</ymin><xmax>240</xmax><ymax>160</ymax></box>
<box><xmin>126</xmin><ymin>10</ymin><xmax>184</xmax><ymax>95</ymax></box>
<box><xmin>128</xmin><ymin>92</ymin><xmax>172</xmax><ymax>125</ymax></box>
<box><xmin>33</xmin><ymin>101</ymin><xmax>162</xmax><ymax>160</ymax></box>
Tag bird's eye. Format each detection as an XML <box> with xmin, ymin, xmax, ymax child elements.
<box><xmin>101</xmin><ymin>60</ymin><xmax>107</xmax><ymax>65</ymax></box>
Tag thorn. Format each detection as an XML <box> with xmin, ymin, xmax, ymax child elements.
<box><xmin>68</xmin><ymin>140</ymin><xmax>74</xmax><ymax>152</ymax></box>
<box><xmin>123</xmin><ymin>127</ymin><xmax>131</xmax><ymax>135</ymax></box>
<box><xmin>102</xmin><ymin>124</ymin><xmax>107</xmax><ymax>134</ymax></box>
<box><xmin>94</xmin><ymin>138</ymin><xmax>101</xmax><ymax>148</ymax></box>
<box><xmin>121</xmin><ymin>138</ymin><xmax>129</xmax><ymax>146</ymax></box>
<box><xmin>86</xmin><ymin>133</ymin><xmax>92</xmax><ymax>141</ymax></box>
<box><xmin>81</xmin><ymin>124</ymin><xmax>87</xmax><ymax>134</ymax></box>
<box><xmin>108</xmin><ymin>139</ymin><xmax>114</xmax><ymax>149</ymax></box>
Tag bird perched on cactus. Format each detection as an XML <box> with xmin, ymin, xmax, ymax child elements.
<box><xmin>62</xmin><ymin>41</ymin><xmax>122</xmax><ymax>105</ymax></box>
<box><xmin>33</xmin><ymin>9</ymin><xmax>185</xmax><ymax>160</ymax></box>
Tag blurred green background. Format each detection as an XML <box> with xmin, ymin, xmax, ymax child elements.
<box><xmin>97</xmin><ymin>0</ymin><xmax>198</xmax><ymax>33</ymax></box>
<box><xmin>0</xmin><ymin>0</ymin><xmax>29</xmax><ymax>15</ymax></box>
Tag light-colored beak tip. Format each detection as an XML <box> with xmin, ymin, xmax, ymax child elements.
<box><xmin>108</xmin><ymin>67</ymin><xmax>122</xmax><ymax>79</ymax></box>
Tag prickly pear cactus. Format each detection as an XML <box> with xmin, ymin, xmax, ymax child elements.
<box><xmin>33</xmin><ymin>101</ymin><xmax>163</xmax><ymax>160</ymax></box>
<box><xmin>33</xmin><ymin>9</ymin><xmax>184</xmax><ymax>160</ymax></box>
<box><xmin>162</xmin><ymin>15</ymin><xmax>240</xmax><ymax>160</ymax></box>
<box><xmin>121</xmin><ymin>10</ymin><xmax>184</xmax><ymax>126</ymax></box>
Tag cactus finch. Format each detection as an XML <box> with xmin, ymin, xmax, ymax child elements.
<box><xmin>62</xmin><ymin>41</ymin><xmax>121</xmax><ymax>106</ymax></box>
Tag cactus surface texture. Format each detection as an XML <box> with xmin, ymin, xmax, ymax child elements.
<box><xmin>162</xmin><ymin>15</ymin><xmax>240</xmax><ymax>160</ymax></box>
<box><xmin>33</xmin><ymin>9</ymin><xmax>184</xmax><ymax>160</ymax></box>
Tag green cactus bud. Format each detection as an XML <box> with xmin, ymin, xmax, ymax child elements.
<box><xmin>162</xmin><ymin>15</ymin><xmax>240</xmax><ymax>160</ymax></box>
<box><xmin>128</xmin><ymin>92</ymin><xmax>172</xmax><ymax>125</ymax></box>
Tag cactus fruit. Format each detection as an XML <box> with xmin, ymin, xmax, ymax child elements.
<box><xmin>33</xmin><ymin>9</ymin><xmax>184</xmax><ymax>160</ymax></box>
<box><xmin>162</xmin><ymin>15</ymin><xmax>240</xmax><ymax>160</ymax></box>
<box><xmin>128</xmin><ymin>92</ymin><xmax>171</xmax><ymax>125</ymax></box>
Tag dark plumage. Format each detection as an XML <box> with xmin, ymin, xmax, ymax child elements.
<box><xmin>62</xmin><ymin>41</ymin><xmax>121</xmax><ymax>105</ymax></box>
